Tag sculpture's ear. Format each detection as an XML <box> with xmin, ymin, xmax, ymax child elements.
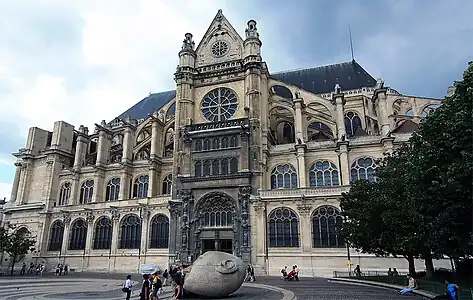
<box><xmin>215</xmin><ymin>260</ymin><xmax>238</xmax><ymax>274</ymax></box>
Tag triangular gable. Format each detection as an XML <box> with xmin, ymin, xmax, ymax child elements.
<box><xmin>392</xmin><ymin>119</ymin><xmax>419</xmax><ymax>133</ymax></box>
<box><xmin>195</xmin><ymin>9</ymin><xmax>244</xmax><ymax>67</ymax></box>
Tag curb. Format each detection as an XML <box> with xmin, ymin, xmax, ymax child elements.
<box><xmin>328</xmin><ymin>277</ymin><xmax>438</xmax><ymax>299</ymax></box>
<box><xmin>243</xmin><ymin>282</ymin><xmax>297</xmax><ymax>300</ymax></box>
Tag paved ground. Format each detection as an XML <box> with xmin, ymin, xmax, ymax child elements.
<box><xmin>0</xmin><ymin>273</ymin><xmax>429</xmax><ymax>300</ymax></box>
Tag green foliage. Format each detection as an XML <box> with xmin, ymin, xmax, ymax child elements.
<box><xmin>0</xmin><ymin>225</ymin><xmax>36</xmax><ymax>275</ymax></box>
<box><xmin>340</xmin><ymin>62</ymin><xmax>473</xmax><ymax>274</ymax></box>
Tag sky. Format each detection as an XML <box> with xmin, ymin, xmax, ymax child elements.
<box><xmin>0</xmin><ymin>0</ymin><xmax>472</xmax><ymax>200</ymax></box>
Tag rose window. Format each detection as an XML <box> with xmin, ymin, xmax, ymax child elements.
<box><xmin>201</xmin><ymin>88</ymin><xmax>238</xmax><ymax>122</ymax></box>
<box><xmin>211</xmin><ymin>40</ymin><xmax>229</xmax><ymax>57</ymax></box>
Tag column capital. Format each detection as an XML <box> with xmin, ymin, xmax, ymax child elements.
<box><xmin>331</xmin><ymin>93</ymin><xmax>346</xmax><ymax>106</ymax></box>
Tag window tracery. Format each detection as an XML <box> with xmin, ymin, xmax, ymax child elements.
<box><xmin>59</xmin><ymin>182</ymin><xmax>71</xmax><ymax>206</ymax></box>
<box><xmin>211</xmin><ymin>40</ymin><xmax>229</xmax><ymax>57</ymax></box>
<box><xmin>164</xmin><ymin>127</ymin><xmax>174</xmax><ymax>158</ymax></box>
<box><xmin>132</xmin><ymin>175</ymin><xmax>149</xmax><ymax>198</ymax></box>
<box><xmin>194</xmin><ymin>157</ymin><xmax>238</xmax><ymax>177</ymax></box>
<box><xmin>135</xmin><ymin>147</ymin><xmax>150</xmax><ymax>161</ymax></box>
<box><xmin>344</xmin><ymin>112</ymin><xmax>362</xmax><ymax>136</ymax></box>
<box><xmin>201</xmin><ymin>88</ymin><xmax>238</xmax><ymax>122</ymax></box>
<box><xmin>93</xmin><ymin>217</ymin><xmax>112</xmax><ymax>249</ymax></box>
<box><xmin>312</xmin><ymin>206</ymin><xmax>344</xmax><ymax>248</ymax></box>
<box><xmin>162</xmin><ymin>174</ymin><xmax>172</xmax><ymax>195</ymax></box>
<box><xmin>149</xmin><ymin>214</ymin><xmax>169</xmax><ymax>248</ymax></box>
<box><xmin>109</xmin><ymin>144</ymin><xmax>123</xmax><ymax>163</ymax></box>
<box><xmin>79</xmin><ymin>180</ymin><xmax>94</xmax><ymax>204</ymax></box>
<box><xmin>308</xmin><ymin>161</ymin><xmax>340</xmax><ymax>187</ymax></box>
<box><xmin>105</xmin><ymin>178</ymin><xmax>120</xmax><ymax>201</ymax></box>
<box><xmin>268</xmin><ymin>207</ymin><xmax>299</xmax><ymax>247</ymax></box>
<box><xmin>48</xmin><ymin>220</ymin><xmax>64</xmax><ymax>251</ymax></box>
<box><xmin>350</xmin><ymin>157</ymin><xmax>378</xmax><ymax>183</ymax></box>
<box><xmin>270</xmin><ymin>164</ymin><xmax>298</xmax><ymax>189</ymax></box>
<box><xmin>192</xmin><ymin>135</ymin><xmax>239</xmax><ymax>152</ymax></box>
<box><xmin>120</xmin><ymin>215</ymin><xmax>141</xmax><ymax>249</ymax></box>
<box><xmin>69</xmin><ymin>219</ymin><xmax>88</xmax><ymax>250</ymax></box>
<box><xmin>196</xmin><ymin>192</ymin><xmax>235</xmax><ymax>228</ymax></box>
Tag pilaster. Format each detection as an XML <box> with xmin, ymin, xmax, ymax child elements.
<box><xmin>240</xmin><ymin>129</ymin><xmax>250</xmax><ymax>172</ymax></box>
<box><xmin>119</xmin><ymin>167</ymin><xmax>132</xmax><ymax>200</ymax></box>
<box><xmin>331</xmin><ymin>85</ymin><xmax>346</xmax><ymax>140</ymax></box>
<box><xmin>293</xmin><ymin>97</ymin><xmax>305</xmax><ymax>143</ymax></box>
<box><xmin>147</xmin><ymin>163</ymin><xmax>159</xmax><ymax>198</ymax></box>
<box><xmin>10</xmin><ymin>162</ymin><xmax>22</xmax><ymax>203</ymax></box>
<box><xmin>297</xmin><ymin>203</ymin><xmax>312</xmax><ymax>252</ymax></box>
<box><xmin>70</xmin><ymin>173</ymin><xmax>80</xmax><ymax>205</ymax></box>
<box><xmin>92</xmin><ymin>169</ymin><xmax>105</xmax><ymax>202</ymax></box>
<box><xmin>238</xmin><ymin>186</ymin><xmax>252</xmax><ymax>263</ymax></box>
<box><xmin>140</xmin><ymin>206</ymin><xmax>150</xmax><ymax>257</ymax></box>
<box><xmin>253</xmin><ymin>202</ymin><xmax>266</xmax><ymax>258</ymax></box>
<box><xmin>61</xmin><ymin>214</ymin><xmax>72</xmax><ymax>254</ymax></box>
<box><xmin>295</xmin><ymin>144</ymin><xmax>307</xmax><ymax>187</ymax></box>
<box><xmin>372</xmin><ymin>84</ymin><xmax>391</xmax><ymax>136</ymax></box>
<box><xmin>110</xmin><ymin>209</ymin><xmax>120</xmax><ymax>255</ymax></box>
<box><xmin>84</xmin><ymin>213</ymin><xmax>95</xmax><ymax>254</ymax></box>
<box><xmin>337</xmin><ymin>141</ymin><xmax>350</xmax><ymax>186</ymax></box>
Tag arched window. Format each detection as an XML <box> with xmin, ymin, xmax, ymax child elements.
<box><xmin>212</xmin><ymin>137</ymin><xmax>219</xmax><ymax>149</ymax></box>
<box><xmin>229</xmin><ymin>158</ymin><xmax>238</xmax><ymax>174</ymax></box>
<box><xmin>344</xmin><ymin>112</ymin><xmax>362</xmax><ymax>136</ymax></box>
<box><xmin>350</xmin><ymin>157</ymin><xmax>378</xmax><ymax>183</ymax></box>
<box><xmin>79</xmin><ymin>180</ymin><xmax>94</xmax><ymax>204</ymax></box>
<box><xmin>133</xmin><ymin>175</ymin><xmax>149</xmax><ymax>198</ymax></box>
<box><xmin>162</xmin><ymin>174</ymin><xmax>172</xmax><ymax>195</ymax></box>
<box><xmin>93</xmin><ymin>217</ymin><xmax>112</xmax><ymax>250</ymax></box>
<box><xmin>312</xmin><ymin>206</ymin><xmax>344</xmax><ymax>248</ymax></box>
<box><xmin>212</xmin><ymin>159</ymin><xmax>220</xmax><ymax>175</ymax></box>
<box><xmin>48</xmin><ymin>220</ymin><xmax>64</xmax><ymax>251</ymax></box>
<box><xmin>58</xmin><ymin>182</ymin><xmax>71</xmax><ymax>206</ymax></box>
<box><xmin>105</xmin><ymin>178</ymin><xmax>120</xmax><ymax>201</ymax></box>
<box><xmin>282</xmin><ymin>122</ymin><xmax>295</xmax><ymax>143</ymax></box>
<box><xmin>199</xmin><ymin>193</ymin><xmax>235</xmax><ymax>228</ymax></box>
<box><xmin>195</xmin><ymin>161</ymin><xmax>202</xmax><ymax>177</ymax></box>
<box><xmin>149</xmin><ymin>214</ymin><xmax>169</xmax><ymax>248</ymax></box>
<box><xmin>68</xmin><ymin>219</ymin><xmax>88</xmax><ymax>250</ymax></box>
<box><xmin>195</xmin><ymin>139</ymin><xmax>202</xmax><ymax>151</ymax></box>
<box><xmin>221</xmin><ymin>136</ymin><xmax>228</xmax><ymax>148</ymax></box>
<box><xmin>308</xmin><ymin>161</ymin><xmax>340</xmax><ymax>187</ymax></box>
<box><xmin>268</xmin><ymin>207</ymin><xmax>299</xmax><ymax>247</ymax></box>
<box><xmin>221</xmin><ymin>158</ymin><xmax>229</xmax><ymax>174</ymax></box>
<box><xmin>203</xmin><ymin>160</ymin><xmax>211</xmax><ymax>176</ymax></box>
<box><xmin>135</xmin><ymin>148</ymin><xmax>150</xmax><ymax>161</ymax></box>
<box><xmin>229</xmin><ymin>136</ymin><xmax>237</xmax><ymax>147</ymax></box>
<box><xmin>271</xmin><ymin>164</ymin><xmax>298</xmax><ymax>189</ymax></box>
<box><xmin>120</xmin><ymin>215</ymin><xmax>142</xmax><ymax>249</ymax></box>
<box><xmin>203</xmin><ymin>139</ymin><xmax>210</xmax><ymax>150</ymax></box>
<box><xmin>164</xmin><ymin>127</ymin><xmax>174</xmax><ymax>158</ymax></box>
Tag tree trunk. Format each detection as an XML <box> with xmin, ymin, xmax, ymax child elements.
<box><xmin>405</xmin><ymin>254</ymin><xmax>416</xmax><ymax>276</ymax></box>
<box><xmin>423</xmin><ymin>250</ymin><xmax>435</xmax><ymax>279</ymax></box>
<box><xmin>10</xmin><ymin>255</ymin><xmax>16</xmax><ymax>276</ymax></box>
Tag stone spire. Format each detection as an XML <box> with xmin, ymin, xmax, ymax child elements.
<box><xmin>245</xmin><ymin>20</ymin><xmax>259</xmax><ymax>39</ymax></box>
<box><xmin>181</xmin><ymin>33</ymin><xmax>195</xmax><ymax>52</ymax></box>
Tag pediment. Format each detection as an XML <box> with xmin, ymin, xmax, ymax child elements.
<box><xmin>195</xmin><ymin>10</ymin><xmax>244</xmax><ymax>67</ymax></box>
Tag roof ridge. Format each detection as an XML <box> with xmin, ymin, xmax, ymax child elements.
<box><xmin>271</xmin><ymin>60</ymin><xmax>355</xmax><ymax>75</ymax></box>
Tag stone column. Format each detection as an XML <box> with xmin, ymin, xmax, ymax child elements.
<box><xmin>372</xmin><ymin>87</ymin><xmax>391</xmax><ymax>136</ymax></box>
<box><xmin>110</xmin><ymin>209</ymin><xmax>120</xmax><ymax>254</ymax></box>
<box><xmin>240</xmin><ymin>128</ymin><xmax>250</xmax><ymax>172</ymax></box>
<box><xmin>119</xmin><ymin>167</ymin><xmax>132</xmax><ymax>200</ymax></box>
<box><xmin>337</xmin><ymin>141</ymin><xmax>350</xmax><ymax>185</ymax></box>
<box><xmin>297</xmin><ymin>204</ymin><xmax>312</xmax><ymax>252</ymax></box>
<box><xmin>95</xmin><ymin>125</ymin><xmax>111</xmax><ymax>166</ymax></box>
<box><xmin>295</xmin><ymin>144</ymin><xmax>307</xmax><ymax>188</ymax></box>
<box><xmin>150</xmin><ymin>116</ymin><xmax>160</xmax><ymax>160</ymax></box>
<box><xmin>238</xmin><ymin>187</ymin><xmax>252</xmax><ymax>263</ymax></box>
<box><xmin>61</xmin><ymin>215</ymin><xmax>72</xmax><ymax>254</ymax></box>
<box><xmin>168</xmin><ymin>201</ymin><xmax>182</xmax><ymax>264</ymax></box>
<box><xmin>84</xmin><ymin>213</ymin><xmax>95</xmax><ymax>253</ymax></box>
<box><xmin>92</xmin><ymin>170</ymin><xmax>105</xmax><ymax>203</ymax></box>
<box><xmin>10</xmin><ymin>162</ymin><xmax>22</xmax><ymax>203</ymax></box>
<box><xmin>73</xmin><ymin>127</ymin><xmax>89</xmax><ymax>171</ymax></box>
<box><xmin>179</xmin><ymin>190</ymin><xmax>191</xmax><ymax>263</ymax></box>
<box><xmin>292</xmin><ymin>97</ymin><xmax>305</xmax><ymax>142</ymax></box>
<box><xmin>16</xmin><ymin>162</ymin><xmax>30</xmax><ymax>205</ymax></box>
<box><xmin>121</xmin><ymin>126</ymin><xmax>135</xmax><ymax>165</ymax></box>
<box><xmin>331</xmin><ymin>88</ymin><xmax>346</xmax><ymax>140</ymax></box>
<box><xmin>70</xmin><ymin>173</ymin><xmax>80</xmax><ymax>205</ymax></box>
<box><xmin>140</xmin><ymin>207</ymin><xmax>150</xmax><ymax>259</ymax></box>
<box><xmin>148</xmin><ymin>165</ymin><xmax>159</xmax><ymax>198</ymax></box>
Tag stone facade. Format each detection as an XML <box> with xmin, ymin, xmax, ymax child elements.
<box><xmin>2</xmin><ymin>10</ymin><xmax>450</xmax><ymax>276</ymax></box>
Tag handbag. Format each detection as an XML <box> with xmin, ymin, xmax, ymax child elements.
<box><xmin>122</xmin><ymin>287</ymin><xmax>129</xmax><ymax>293</ymax></box>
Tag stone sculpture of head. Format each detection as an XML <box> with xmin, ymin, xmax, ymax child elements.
<box><xmin>183</xmin><ymin>251</ymin><xmax>246</xmax><ymax>298</ymax></box>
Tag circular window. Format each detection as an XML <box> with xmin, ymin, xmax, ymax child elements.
<box><xmin>201</xmin><ymin>88</ymin><xmax>238</xmax><ymax>122</ymax></box>
<box><xmin>211</xmin><ymin>40</ymin><xmax>229</xmax><ymax>57</ymax></box>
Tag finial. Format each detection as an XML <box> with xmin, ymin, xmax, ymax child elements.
<box><xmin>216</xmin><ymin>9</ymin><xmax>223</xmax><ymax>22</ymax></box>
<box><xmin>181</xmin><ymin>33</ymin><xmax>195</xmax><ymax>51</ymax></box>
<box><xmin>375</xmin><ymin>78</ymin><xmax>385</xmax><ymax>89</ymax></box>
<box><xmin>245</xmin><ymin>20</ymin><xmax>259</xmax><ymax>39</ymax></box>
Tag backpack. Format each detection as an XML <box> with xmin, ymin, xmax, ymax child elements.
<box><xmin>154</xmin><ymin>278</ymin><xmax>162</xmax><ymax>290</ymax></box>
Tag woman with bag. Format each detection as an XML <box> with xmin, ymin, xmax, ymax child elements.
<box><xmin>122</xmin><ymin>275</ymin><xmax>133</xmax><ymax>300</ymax></box>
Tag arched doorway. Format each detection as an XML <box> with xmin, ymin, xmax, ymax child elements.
<box><xmin>194</xmin><ymin>192</ymin><xmax>236</xmax><ymax>255</ymax></box>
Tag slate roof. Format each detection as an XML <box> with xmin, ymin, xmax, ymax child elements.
<box><xmin>116</xmin><ymin>60</ymin><xmax>376</xmax><ymax>121</ymax></box>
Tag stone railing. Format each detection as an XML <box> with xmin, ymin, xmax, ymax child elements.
<box><xmin>187</xmin><ymin>118</ymin><xmax>249</xmax><ymax>132</ymax></box>
<box><xmin>258</xmin><ymin>186</ymin><xmax>350</xmax><ymax>199</ymax></box>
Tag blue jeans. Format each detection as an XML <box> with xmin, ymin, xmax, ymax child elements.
<box><xmin>400</xmin><ymin>287</ymin><xmax>416</xmax><ymax>295</ymax></box>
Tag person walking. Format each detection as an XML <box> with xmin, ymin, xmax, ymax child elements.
<box><xmin>20</xmin><ymin>263</ymin><xmax>26</xmax><ymax>276</ymax></box>
<box><xmin>123</xmin><ymin>275</ymin><xmax>133</xmax><ymax>300</ymax></box>
<box><xmin>162</xmin><ymin>269</ymin><xmax>169</xmax><ymax>286</ymax></box>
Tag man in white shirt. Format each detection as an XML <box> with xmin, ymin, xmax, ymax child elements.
<box><xmin>398</xmin><ymin>274</ymin><xmax>417</xmax><ymax>295</ymax></box>
<box><xmin>124</xmin><ymin>275</ymin><xmax>133</xmax><ymax>300</ymax></box>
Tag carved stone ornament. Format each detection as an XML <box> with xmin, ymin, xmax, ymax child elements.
<box><xmin>376</xmin><ymin>78</ymin><xmax>385</xmax><ymax>89</ymax></box>
<box><xmin>239</xmin><ymin>186</ymin><xmax>252</xmax><ymax>196</ymax></box>
<box><xmin>297</xmin><ymin>204</ymin><xmax>312</xmax><ymax>216</ymax></box>
<box><xmin>180</xmin><ymin>189</ymin><xmax>192</xmax><ymax>201</ymax></box>
<box><xmin>86</xmin><ymin>213</ymin><xmax>95</xmax><ymax>224</ymax></box>
<box><xmin>253</xmin><ymin>204</ymin><xmax>265</xmax><ymax>215</ymax></box>
<box><xmin>63</xmin><ymin>214</ymin><xmax>71</xmax><ymax>225</ymax></box>
<box><xmin>110</xmin><ymin>208</ymin><xmax>120</xmax><ymax>221</ymax></box>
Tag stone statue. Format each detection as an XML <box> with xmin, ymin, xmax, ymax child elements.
<box><xmin>184</xmin><ymin>251</ymin><xmax>246</xmax><ymax>298</ymax></box>
<box><xmin>376</xmin><ymin>78</ymin><xmax>385</xmax><ymax>89</ymax></box>
<box><xmin>334</xmin><ymin>83</ymin><xmax>342</xmax><ymax>94</ymax></box>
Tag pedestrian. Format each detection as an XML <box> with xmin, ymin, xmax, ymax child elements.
<box><xmin>20</xmin><ymin>263</ymin><xmax>26</xmax><ymax>276</ymax></box>
<box><xmin>162</xmin><ymin>269</ymin><xmax>169</xmax><ymax>286</ymax></box>
<box><xmin>250</xmin><ymin>264</ymin><xmax>255</xmax><ymax>282</ymax></box>
<box><xmin>122</xmin><ymin>275</ymin><xmax>133</xmax><ymax>300</ymax></box>
<box><xmin>281</xmin><ymin>266</ymin><xmax>287</xmax><ymax>280</ymax></box>
<box><xmin>140</xmin><ymin>274</ymin><xmax>150</xmax><ymax>300</ymax></box>
<box><xmin>64</xmin><ymin>264</ymin><xmax>68</xmax><ymax>275</ymax></box>
<box><xmin>398</xmin><ymin>274</ymin><xmax>417</xmax><ymax>295</ymax></box>
<box><xmin>151</xmin><ymin>272</ymin><xmax>162</xmax><ymax>300</ymax></box>
<box><xmin>59</xmin><ymin>263</ymin><xmax>63</xmax><ymax>276</ymax></box>
<box><xmin>354</xmin><ymin>265</ymin><xmax>362</xmax><ymax>277</ymax></box>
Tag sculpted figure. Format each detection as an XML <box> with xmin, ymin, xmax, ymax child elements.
<box><xmin>183</xmin><ymin>251</ymin><xmax>245</xmax><ymax>297</ymax></box>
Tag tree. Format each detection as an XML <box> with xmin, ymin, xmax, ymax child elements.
<box><xmin>408</xmin><ymin>62</ymin><xmax>473</xmax><ymax>269</ymax></box>
<box><xmin>0</xmin><ymin>225</ymin><xmax>36</xmax><ymax>275</ymax></box>
<box><xmin>339</xmin><ymin>146</ymin><xmax>424</xmax><ymax>276</ymax></box>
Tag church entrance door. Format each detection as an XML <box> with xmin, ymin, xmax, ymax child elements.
<box><xmin>201</xmin><ymin>238</ymin><xmax>233</xmax><ymax>254</ymax></box>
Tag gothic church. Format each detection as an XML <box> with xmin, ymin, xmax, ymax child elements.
<box><xmin>1</xmin><ymin>10</ymin><xmax>449</xmax><ymax>276</ymax></box>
